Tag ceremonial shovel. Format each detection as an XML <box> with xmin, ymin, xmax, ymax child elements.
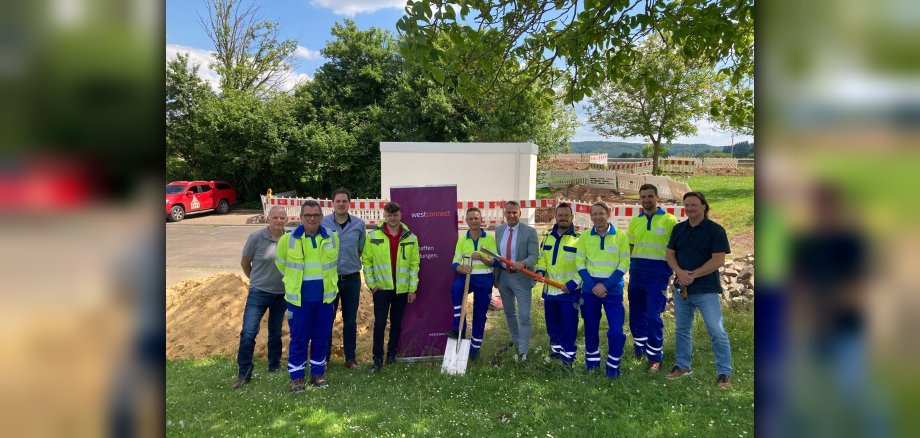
<box><xmin>478</xmin><ymin>247</ymin><xmax>566</xmax><ymax>290</ymax></box>
<box><xmin>441</xmin><ymin>256</ymin><xmax>472</xmax><ymax>375</ymax></box>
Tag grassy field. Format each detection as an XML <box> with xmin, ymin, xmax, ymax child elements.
<box><xmin>682</xmin><ymin>175</ymin><xmax>754</xmax><ymax>237</ymax></box>
<box><xmin>167</xmin><ymin>303</ymin><xmax>753</xmax><ymax>437</ymax></box>
<box><xmin>167</xmin><ymin>174</ymin><xmax>755</xmax><ymax>436</ymax></box>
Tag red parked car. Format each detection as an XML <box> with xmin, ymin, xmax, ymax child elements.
<box><xmin>166</xmin><ymin>180</ymin><xmax>238</xmax><ymax>222</ymax></box>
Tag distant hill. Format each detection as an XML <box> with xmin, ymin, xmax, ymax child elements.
<box><xmin>570</xmin><ymin>141</ymin><xmax>727</xmax><ymax>157</ymax></box>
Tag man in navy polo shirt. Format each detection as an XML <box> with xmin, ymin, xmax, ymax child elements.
<box><xmin>665</xmin><ymin>192</ymin><xmax>734</xmax><ymax>389</ymax></box>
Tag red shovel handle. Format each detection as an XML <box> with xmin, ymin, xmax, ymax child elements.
<box><xmin>479</xmin><ymin>247</ymin><xmax>567</xmax><ymax>291</ymax></box>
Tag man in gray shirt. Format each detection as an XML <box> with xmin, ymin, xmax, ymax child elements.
<box><xmin>322</xmin><ymin>188</ymin><xmax>366</xmax><ymax>369</ymax></box>
<box><xmin>232</xmin><ymin>206</ymin><xmax>288</xmax><ymax>389</ymax></box>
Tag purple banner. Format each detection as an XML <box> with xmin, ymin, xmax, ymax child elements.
<box><xmin>390</xmin><ymin>185</ymin><xmax>458</xmax><ymax>358</ymax></box>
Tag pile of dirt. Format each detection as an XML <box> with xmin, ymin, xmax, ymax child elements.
<box><xmin>549</xmin><ymin>184</ymin><xmax>628</xmax><ymax>203</ymax></box>
<box><xmin>166</xmin><ymin>272</ymin><xmax>378</xmax><ymax>362</ymax></box>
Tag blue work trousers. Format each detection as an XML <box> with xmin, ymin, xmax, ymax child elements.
<box><xmin>451</xmin><ymin>274</ymin><xmax>492</xmax><ymax>357</ymax></box>
<box><xmin>581</xmin><ymin>289</ymin><xmax>625</xmax><ymax>377</ymax></box>
<box><xmin>287</xmin><ymin>300</ymin><xmax>334</xmax><ymax>380</ymax></box>
<box><xmin>544</xmin><ymin>292</ymin><xmax>580</xmax><ymax>365</ymax></box>
<box><xmin>627</xmin><ymin>271</ymin><xmax>670</xmax><ymax>362</ymax></box>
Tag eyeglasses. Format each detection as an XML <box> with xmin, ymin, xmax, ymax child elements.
<box><xmin>301</xmin><ymin>213</ymin><xmax>322</xmax><ymax>219</ymax></box>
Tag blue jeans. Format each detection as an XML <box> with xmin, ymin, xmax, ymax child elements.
<box><xmin>236</xmin><ymin>287</ymin><xmax>287</xmax><ymax>378</ymax></box>
<box><xmin>673</xmin><ymin>292</ymin><xmax>733</xmax><ymax>376</ymax></box>
<box><xmin>328</xmin><ymin>273</ymin><xmax>361</xmax><ymax>362</ymax></box>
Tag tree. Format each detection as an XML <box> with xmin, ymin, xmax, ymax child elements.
<box><xmin>722</xmin><ymin>140</ymin><xmax>753</xmax><ymax>158</ymax></box>
<box><xmin>302</xmin><ymin>20</ymin><xmax>578</xmax><ymax>195</ymax></box>
<box><xmin>641</xmin><ymin>143</ymin><xmax>668</xmax><ymax>159</ymax></box>
<box><xmin>710</xmin><ymin>75</ymin><xmax>754</xmax><ymax>153</ymax></box>
<box><xmin>193</xmin><ymin>89</ymin><xmax>305</xmax><ymax>200</ymax></box>
<box><xmin>199</xmin><ymin>0</ymin><xmax>297</xmax><ymax>94</ymax></box>
<box><xmin>397</xmin><ymin>0</ymin><xmax>753</xmax><ymax>114</ymax></box>
<box><xmin>586</xmin><ymin>35</ymin><xmax>713</xmax><ymax>175</ymax></box>
<box><xmin>166</xmin><ymin>52</ymin><xmax>215</xmax><ymax>180</ymax></box>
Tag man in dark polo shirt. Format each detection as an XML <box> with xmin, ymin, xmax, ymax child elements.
<box><xmin>665</xmin><ymin>192</ymin><xmax>734</xmax><ymax>389</ymax></box>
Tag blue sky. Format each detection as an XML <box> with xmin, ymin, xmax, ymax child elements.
<box><xmin>166</xmin><ymin>0</ymin><xmax>750</xmax><ymax>146</ymax></box>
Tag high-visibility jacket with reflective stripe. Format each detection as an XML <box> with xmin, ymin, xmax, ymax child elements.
<box><xmin>627</xmin><ymin>207</ymin><xmax>678</xmax><ymax>276</ymax></box>
<box><xmin>576</xmin><ymin>223</ymin><xmax>631</xmax><ymax>293</ymax></box>
<box><xmin>535</xmin><ymin>224</ymin><xmax>581</xmax><ymax>296</ymax></box>
<box><xmin>363</xmin><ymin>223</ymin><xmax>420</xmax><ymax>294</ymax></box>
<box><xmin>452</xmin><ymin>229</ymin><xmax>497</xmax><ymax>276</ymax></box>
<box><xmin>275</xmin><ymin>225</ymin><xmax>340</xmax><ymax>306</ymax></box>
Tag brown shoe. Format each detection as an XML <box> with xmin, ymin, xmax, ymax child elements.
<box><xmin>311</xmin><ymin>375</ymin><xmax>329</xmax><ymax>388</ymax></box>
<box><xmin>666</xmin><ymin>366</ymin><xmax>692</xmax><ymax>379</ymax></box>
<box><xmin>290</xmin><ymin>378</ymin><xmax>305</xmax><ymax>393</ymax></box>
<box><xmin>345</xmin><ymin>360</ymin><xmax>360</xmax><ymax>370</ymax></box>
<box><xmin>647</xmin><ymin>361</ymin><xmax>661</xmax><ymax>372</ymax></box>
<box><xmin>717</xmin><ymin>374</ymin><xmax>732</xmax><ymax>389</ymax></box>
<box><xmin>231</xmin><ymin>376</ymin><xmax>251</xmax><ymax>389</ymax></box>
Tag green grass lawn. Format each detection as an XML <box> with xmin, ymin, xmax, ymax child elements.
<box><xmin>167</xmin><ymin>299</ymin><xmax>753</xmax><ymax>437</ymax></box>
<box><xmin>681</xmin><ymin>175</ymin><xmax>754</xmax><ymax>237</ymax></box>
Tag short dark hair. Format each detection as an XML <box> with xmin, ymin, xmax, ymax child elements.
<box><xmin>639</xmin><ymin>183</ymin><xmax>658</xmax><ymax>196</ymax></box>
<box><xmin>384</xmin><ymin>201</ymin><xmax>401</xmax><ymax>214</ymax></box>
<box><xmin>555</xmin><ymin>202</ymin><xmax>572</xmax><ymax>213</ymax></box>
<box><xmin>466</xmin><ymin>207</ymin><xmax>481</xmax><ymax>216</ymax></box>
<box><xmin>591</xmin><ymin>201</ymin><xmax>609</xmax><ymax>213</ymax></box>
<box><xmin>504</xmin><ymin>200</ymin><xmax>520</xmax><ymax>209</ymax></box>
<box><xmin>300</xmin><ymin>200</ymin><xmax>321</xmax><ymax>214</ymax></box>
<box><xmin>331</xmin><ymin>187</ymin><xmax>351</xmax><ymax>201</ymax></box>
<box><xmin>683</xmin><ymin>191</ymin><xmax>710</xmax><ymax>216</ymax></box>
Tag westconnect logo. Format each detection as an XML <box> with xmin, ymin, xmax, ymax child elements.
<box><xmin>409</xmin><ymin>210</ymin><xmax>452</xmax><ymax>218</ymax></box>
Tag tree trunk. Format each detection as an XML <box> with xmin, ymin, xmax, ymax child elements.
<box><xmin>652</xmin><ymin>140</ymin><xmax>661</xmax><ymax>175</ymax></box>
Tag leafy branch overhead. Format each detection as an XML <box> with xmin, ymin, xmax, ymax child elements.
<box><xmin>397</xmin><ymin>0</ymin><xmax>753</xmax><ymax>122</ymax></box>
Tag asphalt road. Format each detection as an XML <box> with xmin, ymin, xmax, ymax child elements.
<box><xmin>166</xmin><ymin>223</ymin><xmax>261</xmax><ymax>287</ymax></box>
<box><xmin>166</xmin><ymin>210</ymin><xmax>265</xmax><ymax>286</ymax></box>
<box><xmin>166</xmin><ymin>209</ymin><xmax>552</xmax><ymax>287</ymax></box>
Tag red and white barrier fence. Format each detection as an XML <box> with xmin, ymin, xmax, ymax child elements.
<box><xmin>606</xmin><ymin>159</ymin><xmax>653</xmax><ymax>174</ymax></box>
<box><xmin>263</xmin><ymin>195</ymin><xmax>685</xmax><ymax>230</ymax></box>
<box><xmin>560</xmin><ymin>199</ymin><xmax>687</xmax><ymax>231</ymax></box>
<box><xmin>659</xmin><ymin>158</ymin><xmax>700</xmax><ymax>174</ymax></box>
<box><xmin>550</xmin><ymin>153</ymin><xmax>609</xmax><ymax>166</ymax></box>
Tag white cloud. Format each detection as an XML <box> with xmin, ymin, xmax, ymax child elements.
<box><xmin>167</xmin><ymin>43</ymin><xmax>312</xmax><ymax>93</ymax></box>
<box><xmin>310</xmin><ymin>0</ymin><xmax>405</xmax><ymax>16</ymax></box>
<box><xmin>294</xmin><ymin>45</ymin><xmax>322</xmax><ymax>60</ymax></box>
<box><xmin>278</xmin><ymin>72</ymin><xmax>312</xmax><ymax>92</ymax></box>
<box><xmin>166</xmin><ymin>44</ymin><xmax>221</xmax><ymax>91</ymax></box>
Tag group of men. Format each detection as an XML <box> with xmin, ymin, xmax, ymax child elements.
<box><xmin>232</xmin><ymin>184</ymin><xmax>734</xmax><ymax>392</ymax></box>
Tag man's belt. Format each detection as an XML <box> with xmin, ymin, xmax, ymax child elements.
<box><xmin>338</xmin><ymin>271</ymin><xmax>360</xmax><ymax>280</ymax></box>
